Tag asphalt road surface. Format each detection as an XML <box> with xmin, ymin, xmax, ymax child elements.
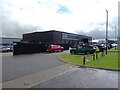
<box><xmin>1</xmin><ymin>51</ymin><xmax>119</xmax><ymax>88</ymax></box>
<box><xmin>2</xmin><ymin>52</ymin><xmax>65</xmax><ymax>82</ymax></box>
<box><xmin>33</xmin><ymin>67</ymin><xmax>119</xmax><ymax>88</ymax></box>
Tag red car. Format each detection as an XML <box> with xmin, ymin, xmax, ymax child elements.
<box><xmin>47</xmin><ymin>45</ymin><xmax>64</xmax><ymax>52</ymax></box>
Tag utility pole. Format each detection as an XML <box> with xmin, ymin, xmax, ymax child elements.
<box><xmin>105</xmin><ymin>9</ymin><xmax>108</xmax><ymax>55</ymax></box>
<box><xmin>115</xmin><ymin>26</ymin><xmax>116</xmax><ymax>49</ymax></box>
<box><xmin>115</xmin><ymin>26</ymin><xmax>116</xmax><ymax>41</ymax></box>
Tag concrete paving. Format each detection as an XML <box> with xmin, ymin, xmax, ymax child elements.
<box><xmin>33</xmin><ymin>67</ymin><xmax>119</xmax><ymax>88</ymax></box>
<box><xmin>3</xmin><ymin>64</ymin><xmax>77</xmax><ymax>88</ymax></box>
<box><xmin>2</xmin><ymin>52</ymin><xmax>65</xmax><ymax>82</ymax></box>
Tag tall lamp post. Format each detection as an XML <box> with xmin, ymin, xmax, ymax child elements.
<box><xmin>105</xmin><ymin>9</ymin><xmax>108</xmax><ymax>55</ymax></box>
<box><xmin>115</xmin><ymin>26</ymin><xmax>117</xmax><ymax>49</ymax></box>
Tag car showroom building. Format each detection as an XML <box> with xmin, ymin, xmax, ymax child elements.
<box><xmin>22</xmin><ymin>30</ymin><xmax>92</xmax><ymax>47</ymax></box>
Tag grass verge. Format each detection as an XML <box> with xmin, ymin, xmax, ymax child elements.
<box><xmin>59</xmin><ymin>51</ymin><xmax>119</xmax><ymax>70</ymax></box>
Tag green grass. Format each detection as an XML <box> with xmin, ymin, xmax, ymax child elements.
<box><xmin>59</xmin><ymin>51</ymin><xmax>119</xmax><ymax>70</ymax></box>
<box><xmin>109</xmin><ymin>47</ymin><xmax>119</xmax><ymax>51</ymax></box>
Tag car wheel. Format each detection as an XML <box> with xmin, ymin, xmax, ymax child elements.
<box><xmin>86</xmin><ymin>51</ymin><xmax>90</xmax><ymax>55</ymax></box>
<box><xmin>59</xmin><ymin>50</ymin><xmax>62</xmax><ymax>52</ymax></box>
<box><xmin>51</xmin><ymin>50</ymin><xmax>53</xmax><ymax>53</ymax></box>
<box><xmin>54</xmin><ymin>50</ymin><xmax>57</xmax><ymax>53</ymax></box>
<box><xmin>48</xmin><ymin>51</ymin><xmax>51</xmax><ymax>53</ymax></box>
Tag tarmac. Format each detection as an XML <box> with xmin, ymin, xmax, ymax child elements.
<box><xmin>1</xmin><ymin>51</ymin><xmax>119</xmax><ymax>88</ymax></box>
<box><xmin>2</xmin><ymin>64</ymin><xmax>77</xmax><ymax>88</ymax></box>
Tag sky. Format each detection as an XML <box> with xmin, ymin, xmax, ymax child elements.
<box><xmin>1</xmin><ymin>0</ymin><xmax>119</xmax><ymax>39</ymax></box>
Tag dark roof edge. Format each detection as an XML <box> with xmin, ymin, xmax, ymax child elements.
<box><xmin>49</xmin><ymin>30</ymin><xmax>92</xmax><ymax>38</ymax></box>
<box><xmin>23</xmin><ymin>30</ymin><xmax>92</xmax><ymax>38</ymax></box>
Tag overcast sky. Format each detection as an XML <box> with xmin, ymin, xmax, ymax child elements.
<box><xmin>1</xmin><ymin>0</ymin><xmax>119</xmax><ymax>39</ymax></box>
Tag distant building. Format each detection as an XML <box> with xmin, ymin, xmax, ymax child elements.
<box><xmin>92</xmin><ymin>39</ymin><xmax>117</xmax><ymax>44</ymax></box>
<box><xmin>92</xmin><ymin>40</ymin><xmax>99</xmax><ymax>44</ymax></box>
<box><xmin>0</xmin><ymin>37</ymin><xmax>22</xmax><ymax>45</ymax></box>
<box><xmin>22</xmin><ymin>30</ymin><xmax>92</xmax><ymax>47</ymax></box>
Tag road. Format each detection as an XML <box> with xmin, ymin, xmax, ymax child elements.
<box><xmin>33</xmin><ymin>67</ymin><xmax>119</xmax><ymax>88</ymax></box>
<box><xmin>1</xmin><ymin>51</ymin><xmax>119</xmax><ymax>88</ymax></box>
<box><xmin>2</xmin><ymin>52</ymin><xmax>65</xmax><ymax>82</ymax></box>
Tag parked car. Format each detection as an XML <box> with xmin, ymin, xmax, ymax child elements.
<box><xmin>94</xmin><ymin>45</ymin><xmax>105</xmax><ymax>52</ymax></box>
<box><xmin>94</xmin><ymin>46</ymin><xmax>100</xmax><ymax>52</ymax></box>
<box><xmin>111</xmin><ymin>43</ymin><xmax>117</xmax><ymax>47</ymax></box>
<box><xmin>99</xmin><ymin>43</ymin><xmax>113</xmax><ymax>50</ymax></box>
<box><xmin>0</xmin><ymin>45</ymin><xmax>13</xmax><ymax>52</ymax></box>
<box><xmin>107</xmin><ymin>44</ymin><xmax>112</xmax><ymax>49</ymax></box>
<box><xmin>70</xmin><ymin>45</ymin><xmax>96</xmax><ymax>55</ymax></box>
<box><xmin>0</xmin><ymin>46</ymin><xmax>9</xmax><ymax>52</ymax></box>
<box><xmin>47</xmin><ymin>44</ymin><xmax>64</xmax><ymax>52</ymax></box>
<box><xmin>7</xmin><ymin>45</ymin><xmax>13</xmax><ymax>52</ymax></box>
<box><xmin>90</xmin><ymin>45</ymin><xmax>99</xmax><ymax>52</ymax></box>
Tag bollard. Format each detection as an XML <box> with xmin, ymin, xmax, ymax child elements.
<box><xmin>96</xmin><ymin>53</ymin><xmax>98</xmax><ymax>59</ymax></box>
<box><xmin>93</xmin><ymin>54</ymin><xmax>95</xmax><ymax>61</ymax></box>
<box><xmin>83</xmin><ymin>56</ymin><xmax>86</xmax><ymax>65</ymax></box>
<box><xmin>103</xmin><ymin>51</ymin><xmax>105</xmax><ymax>56</ymax></box>
<box><xmin>101</xmin><ymin>52</ymin><xmax>103</xmax><ymax>57</ymax></box>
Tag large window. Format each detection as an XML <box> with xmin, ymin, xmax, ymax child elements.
<box><xmin>62</xmin><ymin>33</ymin><xmax>79</xmax><ymax>40</ymax></box>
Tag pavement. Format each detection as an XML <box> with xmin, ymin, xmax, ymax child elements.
<box><xmin>2</xmin><ymin>52</ymin><xmax>65</xmax><ymax>82</ymax></box>
<box><xmin>2</xmin><ymin>64</ymin><xmax>77</xmax><ymax>88</ymax></box>
<box><xmin>33</xmin><ymin>67</ymin><xmax>119</xmax><ymax>88</ymax></box>
<box><xmin>1</xmin><ymin>51</ymin><xmax>119</xmax><ymax>88</ymax></box>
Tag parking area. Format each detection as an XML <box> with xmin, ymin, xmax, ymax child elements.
<box><xmin>2</xmin><ymin>51</ymin><xmax>66</xmax><ymax>82</ymax></box>
<box><xmin>33</xmin><ymin>67</ymin><xmax>119</xmax><ymax>88</ymax></box>
<box><xmin>0</xmin><ymin>52</ymin><xmax>13</xmax><ymax>56</ymax></box>
<box><xmin>1</xmin><ymin>50</ymin><xmax>119</xmax><ymax>88</ymax></box>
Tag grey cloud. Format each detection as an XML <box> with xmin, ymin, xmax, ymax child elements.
<box><xmin>2</xmin><ymin>20</ymin><xmax>42</xmax><ymax>38</ymax></box>
<box><xmin>77</xmin><ymin>29</ymin><xmax>117</xmax><ymax>39</ymax></box>
<box><xmin>77</xmin><ymin>29</ymin><xmax>105</xmax><ymax>39</ymax></box>
<box><xmin>0</xmin><ymin>3</ymin><xmax>42</xmax><ymax>38</ymax></box>
<box><xmin>76</xmin><ymin>17</ymin><xmax>118</xmax><ymax>39</ymax></box>
<box><xmin>1</xmin><ymin>14</ymin><xmax>42</xmax><ymax>37</ymax></box>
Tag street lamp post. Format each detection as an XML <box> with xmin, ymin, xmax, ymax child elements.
<box><xmin>115</xmin><ymin>26</ymin><xmax>116</xmax><ymax>49</ymax></box>
<box><xmin>105</xmin><ymin>9</ymin><xmax>108</xmax><ymax>55</ymax></box>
